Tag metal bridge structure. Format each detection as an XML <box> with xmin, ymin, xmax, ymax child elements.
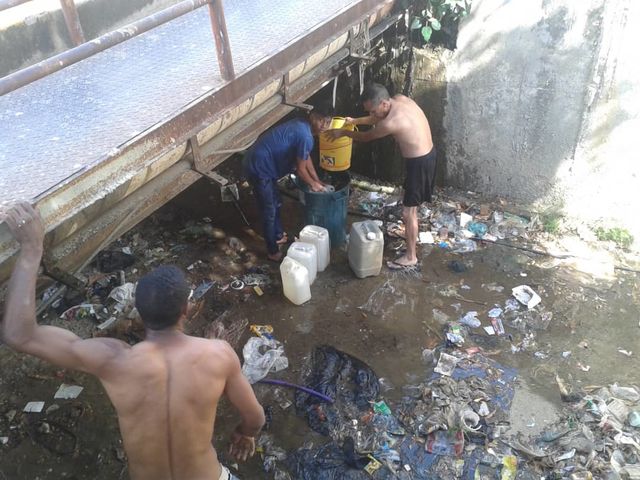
<box><xmin>0</xmin><ymin>0</ymin><xmax>399</xmax><ymax>290</ymax></box>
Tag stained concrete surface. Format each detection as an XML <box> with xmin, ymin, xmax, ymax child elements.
<box><xmin>443</xmin><ymin>0</ymin><xmax>640</xmax><ymax>246</ymax></box>
<box><xmin>0</xmin><ymin>179</ymin><xmax>638</xmax><ymax>478</ymax></box>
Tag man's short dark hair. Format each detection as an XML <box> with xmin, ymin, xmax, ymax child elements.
<box><xmin>310</xmin><ymin>100</ymin><xmax>335</xmax><ymax>119</ymax></box>
<box><xmin>361</xmin><ymin>83</ymin><xmax>390</xmax><ymax>106</ymax></box>
<box><xmin>135</xmin><ymin>265</ymin><xmax>190</xmax><ymax>330</ymax></box>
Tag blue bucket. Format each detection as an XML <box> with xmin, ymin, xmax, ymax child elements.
<box><xmin>296</xmin><ymin>175</ymin><xmax>349</xmax><ymax>247</ymax></box>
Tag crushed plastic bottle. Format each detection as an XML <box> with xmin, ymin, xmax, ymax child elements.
<box><xmin>459</xmin><ymin>311</ymin><xmax>481</xmax><ymax>328</ymax></box>
<box><xmin>452</xmin><ymin>239</ymin><xmax>477</xmax><ymax>253</ymax></box>
<box><xmin>610</xmin><ymin>384</ymin><xmax>640</xmax><ymax>402</ymax></box>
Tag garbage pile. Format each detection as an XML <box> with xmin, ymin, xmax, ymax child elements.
<box><xmin>39</xmin><ymin>211</ymin><xmax>276</xmax><ymax>342</ymax></box>
<box><xmin>525</xmin><ymin>383</ymin><xmax>640</xmax><ymax>479</ymax></box>
<box><xmin>347</xmin><ymin>178</ymin><xmax>537</xmax><ymax>252</ymax></box>
<box><xmin>273</xmin><ymin>346</ymin><xmax>523</xmax><ymax>479</ymax></box>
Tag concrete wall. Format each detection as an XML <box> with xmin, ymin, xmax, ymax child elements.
<box><xmin>443</xmin><ymin>0</ymin><xmax>640</xmax><ymax>240</ymax></box>
<box><xmin>0</xmin><ymin>0</ymin><xmax>176</xmax><ymax>77</ymax></box>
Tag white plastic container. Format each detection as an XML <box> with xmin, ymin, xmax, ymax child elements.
<box><xmin>299</xmin><ymin>225</ymin><xmax>330</xmax><ymax>272</ymax></box>
<box><xmin>280</xmin><ymin>257</ymin><xmax>311</xmax><ymax>305</ymax></box>
<box><xmin>286</xmin><ymin>242</ymin><xmax>318</xmax><ymax>285</ymax></box>
<box><xmin>348</xmin><ymin>220</ymin><xmax>384</xmax><ymax>278</ymax></box>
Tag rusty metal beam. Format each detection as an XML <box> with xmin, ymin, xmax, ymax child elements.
<box><xmin>59</xmin><ymin>0</ymin><xmax>85</xmax><ymax>46</ymax></box>
<box><xmin>0</xmin><ymin>0</ymin><xmax>398</xmax><ymax>292</ymax></box>
<box><xmin>0</xmin><ymin>0</ymin><xmax>31</xmax><ymax>13</ymax></box>
<box><xmin>0</xmin><ymin>0</ymin><xmax>212</xmax><ymax>96</ymax></box>
<box><xmin>208</xmin><ymin>0</ymin><xmax>234</xmax><ymax>81</ymax></box>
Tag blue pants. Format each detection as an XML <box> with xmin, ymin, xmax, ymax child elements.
<box><xmin>249</xmin><ymin>177</ymin><xmax>284</xmax><ymax>255</ymax></box>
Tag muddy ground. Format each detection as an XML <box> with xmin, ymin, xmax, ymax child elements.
<box><xmin>0</xmin><ymin>178</ymin><xmax>638</xmax><ymax>479</ymax></box>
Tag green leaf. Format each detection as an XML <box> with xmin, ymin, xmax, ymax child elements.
<box><xmin>410</xmin><ymin>17</ymin><xmax>423</xmax><ymax>30</ymax></box>
<box><xmin>421</xmin><ymin>25</ymin><xmax>433</xmax><ymax>42</ymax></box>
<box><xmin>429</xmin><ymin>18</ymin><xmax>442</xmax><ymax>30</ymax></box>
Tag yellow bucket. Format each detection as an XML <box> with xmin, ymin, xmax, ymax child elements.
<box><xmin>319</xmin><ymin>117</ymin><xmax>356</xmax><ymax>171</ymax></box>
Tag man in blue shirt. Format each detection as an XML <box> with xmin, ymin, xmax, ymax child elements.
<box><xmin>245</xmin><ymin>104</ymin><xmax>333</xmax><ymax>261</ymax></box>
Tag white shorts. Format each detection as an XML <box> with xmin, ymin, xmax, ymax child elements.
<box><xmin>219</xmin><ymin>465</ymin><xmax>238</xmax><ymax>480</ymax></box>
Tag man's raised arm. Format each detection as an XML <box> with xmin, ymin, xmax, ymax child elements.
<box><xmin>1</xmin><ymin>202</ymin><xmax>129</xmax><ymax>376</ymax></box>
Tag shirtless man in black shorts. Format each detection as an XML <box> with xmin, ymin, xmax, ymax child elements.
<box><xmin>328</xmin><ymin>83</ymin><xmax>435</xmax><ymax>268</ymax></box>
<box><xmin>1</xmin><ymin>202</ymin><xmax>265</xmax><ymax>479</ymax></box>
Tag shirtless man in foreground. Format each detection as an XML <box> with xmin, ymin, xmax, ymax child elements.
<box><xmin>328</xmin><ymin>83</ymin><xmax>435</xmax><ymax>268</ymax></box>
<box><xmin>1</xmin><ymin>202</ymin><xmax>265</xmax><ymax>480</ymax></box>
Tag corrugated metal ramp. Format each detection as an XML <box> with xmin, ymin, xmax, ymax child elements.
<box><xmin>0</xmin><ymin>0</ymin><xmax>397</xmax><ymax>288</ymax></box>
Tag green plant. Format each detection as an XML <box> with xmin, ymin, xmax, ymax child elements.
<box><xmin>594</xmin><ymin>226</ymin><xmax>634</xmax><ymax>249</ymax></box>
<box><xmin>409</xmin><ymin>0</ymin><xmax>472</xmax><ymax>44</ymax></box>
<box><xmin>541</xmin><ymin>212</ymin><xmax>562</xmax><ymax>234</ymax></box>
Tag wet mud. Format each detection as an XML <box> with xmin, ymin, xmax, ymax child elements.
<box><xmin>0</xmin><ymin>181</ymin><xmax>638</xmax><ymax>479</ymax></box>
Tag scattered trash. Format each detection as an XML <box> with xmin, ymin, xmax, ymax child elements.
<box><xmin>487</xmin><ymin>307</ymin><xmax>503</xmax><ymax>318</ymax></box>
<box><xmin>466</xmin><ymin>221</ymin><xmax>488</xmax><ymax>237</ymax></box>
<box><xmin>192</xmin><ymin>280</ymin><xmax>215</xmax><ymax>301</ymax></box>
<box><xmin>446</xmin><ymin>325</ymin><xmax>465</xmax><ymax>346</ymax></box>
<box><xmin>108</xmin><ymin>283</ymin><xmax>136</xmax><ymax>314</ymax></box>
<box><xmin>53</xmin><ymin>384</ymin><xmax>83</xmax><ymax>400</ymax></box>
<box><xmin>618</xmin><ymin>349</ymin><xmax>633</xmax><ymax>357</ymax></box>
<box><xmin>490</xmin><ymin>317</ymin><xmax>505</xmax><ymax>335</ymax></box>
<box><xmin>459</xmin><ymin>311</ymin><xmax>480</xmax><ymax>328</ymax></box>
<box><xmin>577</xmin><ymin>362</ymin><xmax>591</xmax><ymax>372</ymax></box>
<box><xmin>511</xmin><ymin>285</ymin><xmax>541</xmax><ymax>309</ymax></box>
<box><xmin>418</xmin><ymin>231</ymin><xmax>435</xmax><ymax>244</ymax></box>
<box><xmin>241</xmin><ymin>337</ymin><xmax>288</xmax><ymax>384</ymax></box>
<box><xmin>484</xmin><ymin>326</ymin><xmax>496</xmax><ymax>335</ymax></box>
<box><xmin>59</xmin><ymin>303</ymin><xmax>99</xmax><ymax>321</ymax></box>
<box><xmin>23</xmin><ymin>401</ymin><xmax>45</xmax><ymax>413</ymax></box>
<box><xmin>434</xmin><ymin>352</ymin><xmax>460</xmax><ymax>376</ymax></box>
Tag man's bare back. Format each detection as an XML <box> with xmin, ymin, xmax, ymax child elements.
<box><xmin>374</xmin><ymin>95</ymin><xmax>433</xmax><ymax>159</ymax></box>
<box><xmin>102</xmin><ymin>335</ymin><xmax>243</xmax><ymax>479</ymax></box>
<box><xmin>1</xmin><ymin>202</ymin><xmax>265</xmax><ymax>480</ymax></box>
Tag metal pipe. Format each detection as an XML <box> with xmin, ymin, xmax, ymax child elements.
<box><xmin>207</xmin><ymin>0</ymin><xmax>234</xmax><ymax>81</ymax></box>
<box><xmin>0</xmin><ymin>0</ymin><xmax>31</xmax><ymax>13</ymax></box>
<box><xmin>59</xmin><ymin>0</ymin><xmax>85</xmax><ymax>46</ymax></box>
<box><xmin>0</xmin><ymin>0</ymin><xmax>212</xmax><ymax>96</ymax></box>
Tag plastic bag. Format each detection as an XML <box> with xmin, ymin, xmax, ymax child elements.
<box><xmin>241</xmin><ymin>337</ymin><xmax>288</xmax><ymax>384</ymax></box>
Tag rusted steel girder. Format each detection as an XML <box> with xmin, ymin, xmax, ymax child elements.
<box><xmin>208</xmin><ymin>0</ymin><xmax>235</xmax><ymax>81</ymax></box>
<box><xmin>59</xmin><ymin>0</ymin><xmax>85</xmax><ymax>46</ymax></box>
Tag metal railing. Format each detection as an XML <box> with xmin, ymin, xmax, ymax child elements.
<box><xmin>0</xmin><ymin>0</ymin><xmax>234</xmax><ymax>96</ymax></box>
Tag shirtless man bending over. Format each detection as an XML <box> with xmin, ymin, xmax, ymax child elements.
<box><xmin>328</xmin><ymin>83</ymin><xmax>435</xmax><ymax>269</ymax></box>
<box><xmin>1</xmin><ymin>202</ymin><xmax>265</xmax><ymax>480</ymax></box>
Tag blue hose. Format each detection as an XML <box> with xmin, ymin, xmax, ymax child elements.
<box><xmin>259</xmin><ymin>378</ymin><xmax>334</xmax><ymax>403</ymax></box>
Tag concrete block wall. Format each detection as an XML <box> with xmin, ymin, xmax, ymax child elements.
<box><xmin>443</xmin><ymin>0</ymin><xmax>640</xmax><ymax>240</ymax></box>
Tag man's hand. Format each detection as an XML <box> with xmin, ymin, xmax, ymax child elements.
<box><xmin>0</xmin><ymin>202</ymin><xmax>44</xmax><ymax>253</ymax></box>
<box><xmin>325</xmin><ymin>129</ymin><xmax>348</xmax><ymax>141</ymax></box>
<box><xmin>310</xmin><ymin>182</ymin><xmax>326</xmax><ymax>193</ymax></box>
<box><xmin>228</xmin><ymin>430</ymin><xmax>256</xmax><ymax>462</ymax></box>
<box><xmin>344</xmin><ymin>116</ymin><xmax>355</xmax><ymax>125</ymax></box>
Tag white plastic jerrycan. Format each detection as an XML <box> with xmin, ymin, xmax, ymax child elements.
<box><xmin>280</xmin><ymin>256</ymin><xmax>311</xmax><ymax>305</ymax></box>
<box><xmin>348</xmin><ymin>220</ymin><xmax>384</xmax><ymax>278</ymax></box>
<box><xmin>299</xmin><ymin>225</ymin><xmax>330</xmax><ymax>272</ymax></box>
<box><xmin>286</xmin><ymin>241</ymin><xmax>318</xmax><ymax>285</ymax></box>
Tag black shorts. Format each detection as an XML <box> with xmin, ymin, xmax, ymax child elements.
<box><xmin>403</xmin><ymin>148</ymin><xmax>437</xmax><ymax>207</ymax></box>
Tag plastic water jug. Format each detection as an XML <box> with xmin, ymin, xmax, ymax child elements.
<box><xmin>299</xmin><ymin>225</ymin><xmax>330</xmax><ymax>272</ymax></box>
<box><xmin>348</xmin><ymin>221</ymin><xmax>384</xmax><ymax>278</ymax></box>
<box><xmin>280</xmin><ymin>257</ymin><xmax>311</xmax><ymax>305</ymax></box>
<box><xmin>286</xmin><ymin>242</ymin><xmax>318</xmax><ymax>285</ymax></box>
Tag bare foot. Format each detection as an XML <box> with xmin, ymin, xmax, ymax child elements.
<box><xmin>267</xmin><ymin>251</ymin><xmax>283</xmax><ymax>262</ymax></box>
<box><xmin>276</xmin><ymin>233</ymin><xmax>288</xmax><ymax>245</ymax></box>
<box><xmin>387</xmin><ymin>255</ymin><xmax>418</xmax><ymax>270</ymax></box>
